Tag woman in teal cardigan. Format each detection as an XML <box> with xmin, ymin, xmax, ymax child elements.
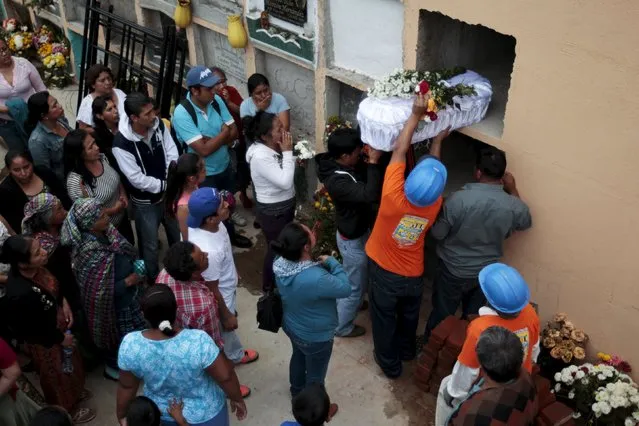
<box><xmin>272</xmin><ymin>222</ymin><xmax>350</xmax><ymax>419</ymax></box>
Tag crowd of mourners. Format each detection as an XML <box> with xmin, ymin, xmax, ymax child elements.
<box><xmin>0</xmin><ymin>35</ymin><xmax>543</xmax><ymax>426</ymax></box>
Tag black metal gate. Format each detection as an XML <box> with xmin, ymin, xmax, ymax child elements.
<box><xmin>77</xmin><ymin>0</ymin><xmax>188</xmax><ymax>118</ymax></box>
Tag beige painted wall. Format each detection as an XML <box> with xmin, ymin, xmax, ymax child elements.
<box><xmin>404</xmin><ymin>0</ymin><xmax>639</xmax><ymax>366</ymax></box>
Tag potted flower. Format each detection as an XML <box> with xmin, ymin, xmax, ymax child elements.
<box><xmin>293</xmin><ymin>138</ymin><xmax>315</xmax><ymax>204</ymax></box>
<box><xmin>538</xmin><ymin>312</ymin><xmax>589</xmax><ymax>379</ymax></box>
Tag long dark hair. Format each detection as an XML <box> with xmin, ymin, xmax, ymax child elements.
<box><xmin>271</xmin><ymin>222</ymin><xmax>310</xmax><ymax>262</ymax></box>
<box><xmin>26</xmin><ymin>91</ymin><xmax>50</xmax><ymax>136</ymax></box>
<box><xmin>92</xmin><ymin>94</ymin><xmax>113</xmax><ymax>131</ymax></box>
<box><xmin>247</xmin><ymin>73</ymin><xmax>269</xmax><ymax>96</ymax></box>
<box><xmin>165</xmin><ymin>153</ymin><xmax>200</xmax><ymax>217</ymax></box>
<box><xmin>242</xmin><ymin>111</ymin><xmax>276</xmax><ymax>143</ymax></box>
<box><xmin>0</xmin><ymin>235</ymin><xmax>33</xmax><ymax>269</ymax></box>
<box><xmin>63</xmin><ymin>129</ymin><xmax>96</xmax><ymax>188</ymax></box>
<box><xmin>141</xmin><ymin>285</ymin><xmax>177</xmax><ymax>337</ymax></box>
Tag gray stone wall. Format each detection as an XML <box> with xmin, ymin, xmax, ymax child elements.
<box><xmin>194</xmin><ymin>25</ymin><xmax>247</xmax><ymax>94</ymax></box>
<box><xmin>261</xmin><ymin>54</ymin><xmax>315</xmax><ymax>141</ymax></box>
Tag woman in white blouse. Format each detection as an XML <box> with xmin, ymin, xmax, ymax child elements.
<box><xmin>244</xmin><ymin>111</ymin><xmax>295</xmax><ymax>293</ymax></box>
<box><xmin>0</xmin><ymin>39</ymin><xmax>46</xmax><ymax>151</ymax></box>
<box><xmin>63</xmin><ymin>128</ymin><xmax>134</xmax><ymax>243</ymax></box>
<box><xmin>76</xmin><ymin>64</ymin><xmax>126</xmax><ymax>131</ymax></box>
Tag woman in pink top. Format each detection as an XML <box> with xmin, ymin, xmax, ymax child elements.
<box><xmin>165</xmin><ymin>153</ymin><xmax>205</xmax><ymax>241</ymax></box>
<box><xmin>0</xmin><ymin>39</ymin><xmax>46</xmax><ymax>151</ymax></box>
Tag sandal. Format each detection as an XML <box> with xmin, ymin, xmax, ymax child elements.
<box><xmin>327</xmin><ymin>403</ymin><xmax>339</xmax><ymax>422</ymax></box>
<box><xmin>237</xmin><ymin>349</ymin><xmax>259</xmax><ymax>365</ymax></box>
<box><xmin>78</xmin><ymin>389</ymin><xmax>93</xmax><ymax>403</ymax></box>
<box><xmin>72</xmin><ymin>407</ymin><xmax>96</xmax><ymax>424</ymax></box>
<box><xmin>241</xmin><ymin>384</ymin><xmax>251</xmax><ymax>398</ymax></box>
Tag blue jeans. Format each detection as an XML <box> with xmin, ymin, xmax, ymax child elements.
<box><xmin>335</xmin><ymin>231</ymin><xmax>369</xmax><ymax>336</ymax></box>
<box><xmin>162</xmin><ymin>404</ymin><xmax>229</xmax><ymax>426</ymax></box>
<box><xmin>423</xmin><ymin>259</ymin><xmax>486</xmax><ymax>343</ymax></box>
<box><xmin>221</xmin><ymin>329</ymin><xmax>245</xmax><ymax>364</ymax></box>
<box><xmin>133</xmin><ymin>201</ymin><xmax>180</xmax><ymax>281</ymax></box>
<box><xmin>284</xmin><ymin>326</ymin><xmax>334</xmax><ymax>397</ymax></box>
<box><xmin>369</xmin><ymin>259</ymin><xmax>424</xmax><ymax>378</ymax></box>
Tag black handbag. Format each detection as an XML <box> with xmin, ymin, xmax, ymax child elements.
<box><xmin>256</xmin><ymin>290</ymin><xmax>283</xmax><ymax>333</ymax></box>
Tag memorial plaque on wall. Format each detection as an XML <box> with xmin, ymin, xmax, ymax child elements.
<box><xmin>265</xmin><ymin>0</ymin><xmax>307</xmax><ymax>26</ymax></box>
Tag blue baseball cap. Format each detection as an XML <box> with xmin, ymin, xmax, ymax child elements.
<box><xmin>187</xmin><ymin>187</ymin><xmax>222</xmax><ymax>228</ymax></box>
<box><xmin>186</xmin><ymin>66</ymin><xmax>220</xmax><ymax>88</ymax></box>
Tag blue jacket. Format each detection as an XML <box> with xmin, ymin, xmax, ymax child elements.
<box><xmin>273</xmin><ymin>257</ymin><xmax>351</xmax><ymax>342</ymax></box>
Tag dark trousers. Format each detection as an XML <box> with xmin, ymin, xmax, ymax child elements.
<box><xmin>369</xmin><ymin>259</ymin><xmax>424</xmax><ymax>378</ymax></box>
<box><xmin>423</xmin><ymin>259</ymin><xmax>486</xmax><ymax>343</ymax></box>
<box><xmin>257</xmin><ymin>205</ymin><xmax>296</xmax><ymax>292</ymax></box>
<box><xmin>201</xmin><ymin>163</ymin><xmax>237</xmax><ymax>241</ymax></box>
<box><xmin>133</xmin><ymin>201</ymin><xmax>180</xmax><ymax>281</ymax></box>
<box><xmin>233</xmin><ymin>140</ymin><xmax>250</xmax><ymax>192</ymax></box>
<box><xmin>116</xmin><ymin>216</ymin><xmax>135</xmax><ymax>246</ymax></box>
<box><xmin>284</xmin><ymin>325</ymin><xmax>334</xmax><ymax>397</ymax></box>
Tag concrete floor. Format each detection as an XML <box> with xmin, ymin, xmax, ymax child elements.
<box><xmin>39</xmin><ymin>86</ymin><xmax>441</xmax><ymax>426</ymax></box>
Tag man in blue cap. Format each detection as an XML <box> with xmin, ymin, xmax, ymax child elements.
<box><xmin>173</xmin><ymin>65</ymin><xmax>251</xmax><ymax>248</ymax></box>
<box><xmin>187</xmin><ymin>187</ymin><xmax>259</xmax><ymax>394</ymax></box>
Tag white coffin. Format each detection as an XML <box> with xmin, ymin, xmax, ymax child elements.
<box><xmin>356</xmin><ymin>71</ymin><xmax>493</xmax><ymax>151</ymax></box>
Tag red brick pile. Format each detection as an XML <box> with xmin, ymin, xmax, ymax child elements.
<box><xmin>413</xmin><ymin>316</ymin><xmax>576</xmax><ymax>425</ymax></box>
<box><xmin>414</xmin><ymin>316</ymin><xmax>468</xmax><ymax>394</ymax></box>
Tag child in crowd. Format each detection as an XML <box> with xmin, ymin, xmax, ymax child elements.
<box><xmin>281</xmin><ymin>384</ymin><xmax>333</xmax><ymax>426</ymax></box>
<box><xmin>165</xmin><ymin>153</ymin><xmax>206</xmax><ymax>241</ymax></box>
<box><xmin>126</xmin><ymin>395</ymin><xmax>188</xmax><ymax>426</ymax></box>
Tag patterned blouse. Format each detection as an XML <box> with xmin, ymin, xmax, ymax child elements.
<box><xmin>0</xmin><ymin>57</ymin><xmax>46</xmax><ymax>121</ymax></box>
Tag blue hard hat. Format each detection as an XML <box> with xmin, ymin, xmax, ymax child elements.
<box><xmin>405</xmin><ymin>157</ymin><xmax>447</xmax><ymax>207</ymax></box>
<box><xmin>479</xmin><ymin>263</ymin><xmax>530</xmax><ymax>314</ymax></box>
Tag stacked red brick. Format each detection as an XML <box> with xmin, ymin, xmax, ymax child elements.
<box><xmin>414</xmin><ymin>316</ymin><xmax>468</xmax><ymax>393</ymax></box>
<box><xmin>413</xmin><ymin>317</ymin><xmax>576</xmax><ymax>425</ymax></box>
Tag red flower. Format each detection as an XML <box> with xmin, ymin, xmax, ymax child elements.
<box><xmin>426</xmin><ymin>111</ymin><xmax>438</xmax><ymax>121</ymax></box>
<box><xmin>618</xmin><ymin>361</ymin><xmax>632</xmax><ymax>373</ymax></box>
<box><xmin>416</xmin><ymin>80</ymin><xmax>430</xmax><ymax>95</ymax></box>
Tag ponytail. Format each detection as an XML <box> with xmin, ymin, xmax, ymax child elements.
<box><xmin>271</xmin><ymin>222</ymin><xmax>310</xmax><ymax>262</ymax></box>
<box><xmin>242</xmin><ymin>111</ymin><xmax>276</xmax><ymax>143</ymax></box>
<box><xmin>165</xmin><ymin>153</ymin><xmax>201</xmax><ymax>217</ymax></box>
<box><xmin>141</xmin><ymin>285</ymin><xmax>178</xmax><ymax>337</ymax></box>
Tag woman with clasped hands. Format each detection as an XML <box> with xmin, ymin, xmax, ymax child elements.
<box><xmin>116</xmin><ymin>285</ymin><xmax>247</xmax><ymax>426</ymax></box>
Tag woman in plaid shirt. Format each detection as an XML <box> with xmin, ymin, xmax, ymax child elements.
<box><xmin>156</xmin><ymin>241</ymin><xmax>251</xmax><ymax>398</ymax></box>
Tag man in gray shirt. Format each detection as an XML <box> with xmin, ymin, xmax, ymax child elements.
<box><xmin>423</xmin><ymin>147</ymin><xmax>532</xmax><ymax>343</ymax></box>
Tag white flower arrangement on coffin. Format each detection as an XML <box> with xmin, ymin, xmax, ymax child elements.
<box><xmin>357</xmin><ymin>67</ymin><xmax>493</xmax><ymax>151</ymax></box>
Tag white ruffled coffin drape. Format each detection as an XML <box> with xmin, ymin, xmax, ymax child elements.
<box><xmin>357</xmin><ymin>71</ymin><xmax>493</xmax><ymax>151</ymax></box>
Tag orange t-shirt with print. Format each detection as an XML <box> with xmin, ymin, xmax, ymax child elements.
<box><xmin>365</xmin><ymin>162</ymin><xmax>443</xmax><ymax>277</ymax></box>
<box><xmin>458</xmin><ymin>304</ymin><xmax>540</xmax><ymax>373</ymax></box>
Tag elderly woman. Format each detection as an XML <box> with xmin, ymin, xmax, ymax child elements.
<box><xmin>0</xmin><ymin>235</ymin><xmax>95</xmax><ymax>423</ymax></box>
<box><xmin>0</xmin><ymin>38</ymin><xmax>46</xmax><ymax>151</ymax></box>
<box><xmin>0</xmin><ymin>150</ymin><xmax>71</xmax><ymax>232</ymax></box>
<box><xmin>21</xmin><ymin>193</ymin><xmax>79</xmax><ymax>308</ymax></box>
<box><xmin>26</xmin><ymin>91</ymin><xmax>71</xmax><ymax>182</ymax></box>
<box><xmin>76</xmin><ymin>64</ymin><xmax>126</xmax><ymax>130</ymax></box>
<box><xmin>272</xmin><ymin>222</ymin><xmax>349</xmax><ymax>418</ymax></box>
<box><xmin>61</xmin><ymin>198</ymin><xmax>145</xmax><ymax>381</ymax></box>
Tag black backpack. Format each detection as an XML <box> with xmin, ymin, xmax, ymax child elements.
<box><xmin>169</xmin><ymin>97</ymin><xmax>223</xmax><ymax>155</ymax></box>
<box><xmin>256</xmin><ymin>290</ymin><xmax>283</xmax><ymax>333</ymax></box>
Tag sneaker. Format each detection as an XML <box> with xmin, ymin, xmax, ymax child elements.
<box><xmin>232</xmin><ymin>212</ymin><xmax>247</xmax><ymax>227</ymax></box>
<box><xmin>71</xmin><ymin>408</ymin><xmax>97</xmax><ymax>424</ymax></box>
<box><xmin>340</xmin><ymin>325</ymin><xmax>366</xmax><ymax>338</ymax></box>
<box><xmin>231</xmin><ymin>235</ymin><xmax>252</xmax><ymax>248</ymax></box>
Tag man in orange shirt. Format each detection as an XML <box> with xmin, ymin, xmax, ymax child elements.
<box><xmin>365</xmin><ymin>93</ymin><xmax>450</xmax><ymax>378</ymax></box>
<box><xmin>435</xmin><ymin>263</ymin><xmax>540</xmax><ymax>425</ymax></box>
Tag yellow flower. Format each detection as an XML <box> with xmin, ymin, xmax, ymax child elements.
<box><xmin>561</xmin><ymin>350</ymin><xmax>573</xmax><ymax>363</ymax></box>
<box><xmin>573</xmin><ymin>347</ymin><xmax>586</xmax><ymax>360</ymax></box>
<box><xmin>550</xmin><ymin>346</ymin><xmax>563</xmax><ymax>359</ymax></box>
<box><xmin>321</xmin><ymin>207</ymin><xmax>328</xmax><ymax>212</ymax></box>
<box><xmin>326</xmin><ymin>195</ymin><xmax>332</xmax><ymax>202</ymax></box>
<box><xmin>603</xmin><ymin>354</ymin><xmax>611</xmax><ymax>362</ymax></box>
<box><xmin>427</xmin><ymin>97</ymin><xmax>438</xmax><ymax>112</ymax></box>
<box><xmin>38</xmin><ymin>43</ymin><xmax>52</xmax><ymax>57</ymax></box>
<box><xmin>314</xmin><ymin>202</ymin><xmax>320</xmax><ymax>208</ymax></box>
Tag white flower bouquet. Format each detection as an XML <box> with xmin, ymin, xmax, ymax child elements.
<box><xmin>294</xmin><ymin>140</ymin><xmax>315</xmax><ymax>161</ymax></box>
<box><xmin>357</xmin><ymin>68</ymin><xmax>493</xmax><ymax>151</ymax></box>
<box><xmin>553</xmin><ymin>363</ymin><xmax>639</xmax><ymax>424</ymax></box>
